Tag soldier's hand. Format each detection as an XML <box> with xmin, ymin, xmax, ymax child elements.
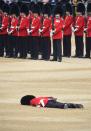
<box><xmin>39</xmin><ymin>29</ymin><xmax>43</xmax><ymax>33</ymax></box>
<box><xmin>27</xmin><ymin>29</ymin><xmax>32</xmax><ymax>34</ymax></box>
<box><xmin>0</xmin><ymin>27</ymin><xmax>2</xmax><ymax>31</ymax></box>
<box><xmin>50</xmin><ymin>30</ymin><xmax>53</xmax><ymax>37</ymax></box>
<box><xmin>72</xmin><ymin>27</ymin><xmax>75</xmax><ymax>32</ymax></box>
<box><xmin>84</xmin><ymin>28</ymin><xmax>87</xmax><ymax>33</ymax></box>
<box><xmin>16</xmin><ymin>26</ymin><xmax>19</xmax><ymax>30</ymax></box>
<box><xmin>8</xmin><ymin>31</ymin><xmax>12</xmax><ymax>35</ymax></box>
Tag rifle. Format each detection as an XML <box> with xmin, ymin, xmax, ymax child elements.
<box><xmin>50</xmin><ymin>15</ymin><xmax>55</xmax><ymax>55</ymax></box>
<box><xmin>7</xmin><ymin>15</ymin><xmax>11</xmax><ymax>33</ymax></box>
<box><xmin>29</xmin><ymin>13</ymin><xmax>32</xmax><ymax>36</ymax></box>
<box><xmin>39</xmin><ymin>14</ymin><xmax>44</xmax><ymax>37</ymax></box>
<box><xmin>51</xmin><ymin>15</ymin><xmax>55</xmax><ymax>42</ymax></box>
<box><xmin>17</xmin><ymin>16</ymin><xmax>21</xmax><ymax>33</ymax></box>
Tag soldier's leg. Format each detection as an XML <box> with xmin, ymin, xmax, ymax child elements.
<box><xmin>22</xmin><ymin>37</ymin><xmax>27</xmax><ymax>58</ymax></box>
<box><xmin>9</xmin><ymin>35</ymin><xmax>14</xmax><ymax>57</ymax></box>
<box><xmin>47</xmin><ymin>38</ymin><xmax>51</xmax><ymax>60</ymax></box>
<box><xmin>45</xmin><ymin>100</ymin><xmax>83</xmax><ymax>109</ymax></box>
<box><xmin>67</xmin><ymin>35</ymin><xmax>71</xmax><ymax>57</ymax></box>
<box><xmin>78</xmin><ymin>36</ymin><xmax>84</xmax><ymax>57</ymax></box>
<box><xmin>43</xmin><ymin>37</ymin><xmax>50</xmax><ymax>60</ymax></box>
<box><xmin>18</xmin><ymin>37</ymin><xmax>23</xmax><ymax>58</ymax></box>
<box><xmin>33</xmin><ymin>36</ymin><xmax>39</xmax><ymax>59</ymax></box>
<box><xmin>53</xmin><ymin>39</ymin><xmax>57</xmax><ymax>60</ymax></box>
<box><xmin>14</xmin><ymin>36</ymin><xmax>19</xmax><ymax>58</ymax></box>
<box><xmin>57</xmin><ymin>39</ymin><xmax>62</xmax><ymax>62</ymax></box>
<box><xmin>5</xmin><ymin>35</ymin><xmax>10</xmax><ymax>57</ymax></box>
<box><xmin>63</xmin><ymin>35</ymin><xmax>67</xmax><ymax>56</ymax></box>
<box><xmin>85</xmin><ymin>37</ymin><xmax>90</xmax><ymax>58</ymax></box>
<box><xmin>45</xmin><ymin>100</ymin><xmax>65</xmax><ymax>109</ymax></box>
<box><xmin>41</xmin><ymin>37</ymin><xmax>45</xmax><ymax>59</ymax></box>
<box><xmin>0</xmin><ymin>35</ymin><xmax>4</xmax><ymax>56</ymax></box>
<box><xmin>75</xmin><ymin>36</ymin><xmax>79</xmax><ymax>57</ymax></box>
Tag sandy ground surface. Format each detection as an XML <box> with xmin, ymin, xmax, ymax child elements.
<box><xmin>0</xmin><ymin>55</ymin><xmax>91</xmax><ymax>131</ymax></box>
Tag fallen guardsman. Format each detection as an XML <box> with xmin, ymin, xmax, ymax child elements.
<box><xmin>20</xmin><ymin>95</ymin><xmax>83</xmax><ymax>109</ymax></box>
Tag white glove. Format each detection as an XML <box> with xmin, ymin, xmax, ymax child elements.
<box><xmin>50</xmin><ymin>30</ymin><xmax>53</xmax><ymax>37</ymax></box>
<box><xmin>8</xmin><ymin>31</ymin><xmax>13</xmax><ymax>35</ymax></box>
<box><xmin>72</xmin><ymin>27</ymin><xmax>78</xmax><ymax>32</ymax></box>
<box><xmin>16</xmin><ymin>26</ymin><xmax>19</xmax><ymax>30</ymax></box>
<box><xmin>72</xmin><ymin>27</ymin><xmax>74</xmax><ymax>32</ymax></box>
<box><xmin>27</xmin><ymin>29</ymin><xmax>32</xmax><ymax>34</ymax></box>
<box><xmin>50</xmin><ymin>29</ymin><xmax>55</xmax><ymax>36</ymax></box>
<box><xmin>84</xmin><ymin>28</ymin><xmax>87</xmax><ymax>32</ymax></box>
<box><xmin>74</xmin><ymin>28</ymin><xmax>78</xmax><ymax>32</ymax></box>
<box><xmin>39</xmin><ymin>29</ymin><xmax>43</xmax><ymax>33</ymax></box>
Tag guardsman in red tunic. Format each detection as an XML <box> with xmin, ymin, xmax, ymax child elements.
<box><xmin>73</xmin><ymin>2</ymin><xmax>85</xmax><ymax>58</ymax></box>
<box><xmin>7</xmin><ymin>4</ymin><xmax>20</xmax><ymax>58</ymax></box>
<box><xmin>84</xmin><ymin>3</ymin><xmax>91</xmax><ymax>58</ymax></box>
<box><xmin>50</xmin><ymin>5</ymin><xmax>64</xmax><ymax>62</ymax></box>
<box><xmin>27</xmin><ymin>2</ymin><xmax>35</xmax><ymax>56</ymax></box>
<box><xmin>63</xmin><ymin>3</ymin><xmax>73</xmax><ymax>57</ymax></box>
<box><xmin>0</xmin><ymin>3</ymin><xmax>9</xmax><ymax>57</ymax></box>
<box><xmin>28</xmin><ymin>4</ymin><xmax>41</xmax><ymax>60</ymax></box>
<box><xmin>20</xmin><ymin>95</ymin><xmax>84</xmax><ymax>109</ymax></box>
<box><xmin>18</xmin><ymin>4</ymin><xmax>29</xmax><ymax>59</ymax></box>
<box><xmin>39</xmin><ymin>3</ymin><xmax>51</xmax><ymax>60</ymax></box>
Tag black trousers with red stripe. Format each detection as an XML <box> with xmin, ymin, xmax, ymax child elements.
<box><xmin>7</xmin><ymin>35</ymin><xmax>19</xmax><ymax>57</ymax></box>
<box><xmin>86</xmin><ymin>37</ymin><xmax>91</xmax><ymax>58</ymax></box>
<box><xmin>0</xmin><ymin>34</ymin><xmax>8</xmax><ymax>57</ymax></box>
<box><xmin>18</xmin><ymin>36</ymin><xmax>27</xmax><ymax>58</ymax></box>
<box><xmin>45</xmin><ymin>100</ymin><xmax>83</xmax><ymax>109</ymax></box>
<box><xmin>75</xmin><ymin>36</ymin><xmax>84</xmax><ymax>57</ymax></box>
<box><xmin>41</xmin><ymin>37</ymin><xmax>51</xmax><ymax>60</ymax></box>
<box><xmin>31</xmin><ymin>36</ymin><xmax>39</xmax><ymax>59</ymax></box>
<box><xmin>53</xmin><ymin>39</ymin><xmax>62</xmax><ymax>60</ymax></box>
<box><xmin>63</xmin><ymin>35</ymin><xmax>71</xmax><ymax>57</ymax></box>
<box><xmin>0</xmin><ymin>35</ymin><xmax>5</xmax><ymax>56</ymax></box>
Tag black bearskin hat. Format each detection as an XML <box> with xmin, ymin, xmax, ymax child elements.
<box><xmin>37</xmin><ymin>1</ymin><xmax>43</xmax><ymax>13</ymax></box>
<box><xmin>32</xmin><ymin>4</ymin><xmax>40</xmax><ymax>15</ymax></box>
<box><xmin>77</xmin><ymin>2</ymin><xmax>85</xmax><ymax>15</ymax></box>
<box><xmin>20</xmin><ymin>95</ymin><xmax>35</xmax><ymax>105</ymax></box>
<box><xmin>17</xmin><ymin>1</ymin><xmax>23</xmax><ymax>9</ymax></box>
<box><xmin>20</xmin><ymin>4</ymin><xmax>29</xmax><ymax>16</ymax></box>
<box><xmin>29</xmin><ymin>1</ymin><xmax>35</xmax><ymax>12</ymax></box>
<box><xmin>2</xmin><ymin>3</ymin><xmax>10</xmax><ymax>14</ymax></box>
<box><xmin>87</xmin><ymin>3</ymin><xmax>91</xmax><ymax>13</ymax></box>
<box><xmin>42</xmin><ymin>3</ymin><xmax>51</xmax><ymax>16</ymax></box>
<box><xmin>65</xmin><ymin>3</ymin><xmax>73</xmax><ymax>15</ymax></box>
<box><xmin>0</xmin><ymin>0</ymin><xmax>5</xmax><ymax>11</ymax></box>
<box><xmin>54</xmin><ymin>5</ymin><xmax>63</xmax><ymax>16</ymax></box>
<box><xmin>10</xmin><ymin>4</ymin><xmax>20</xmax><ymax>17</ymax></box>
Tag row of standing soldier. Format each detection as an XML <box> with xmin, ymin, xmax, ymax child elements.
<box><xmin>0</xmin><ymin>1</ymin><xmax>91</xmax><ymax>62</ymax></box>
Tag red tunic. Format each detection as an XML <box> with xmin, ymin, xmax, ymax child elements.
<box><xmin>31</xmin><ymin>16</ymin><xmax>41</xmax><ymax>36</ymax></box>
<box><xmin>86</xmin><ymin>16</ymin><xmax>91</xmax><ymax>37</ymax></box>
<box><xmin>63</xmin><ymin>15</ymin><xmax>73</xmax><ymax>35</ymax></box>
<box><xmin>42</xmin><ymin>17</ymin><xmax>51</xmax><ymax>37</ymax></box>
<box><xmin>9</xmin><ymin>16</ymin><xmax>18</xmax><ymax>36</ymax></box>
<box><xmin>18</xmin><ymin>16</ymin><xmax>29</xmax><ymax>37</ymax></box>
<box><xmin>27</xmin><ymin>12</ymin><xmax>33</xmax><ymax>21</ymax></box>
<box><xmin>30</xmin><ymin>97</ymin><xmax>49</xmax><ymax>107</ymax></box>
<box><xmin>0</xmin><ymin>14</ymin><xmax>9</xmax><ymax>35</ymax></box>
<box><xmin>75</xmin><ymin>15</ymin><xmax>85</xmax><ymax>36</ymax></box>
<box><xmin>50</xmin><ymin>17</ymin><xmax>64</xmax><ymax>40</ymax></box>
